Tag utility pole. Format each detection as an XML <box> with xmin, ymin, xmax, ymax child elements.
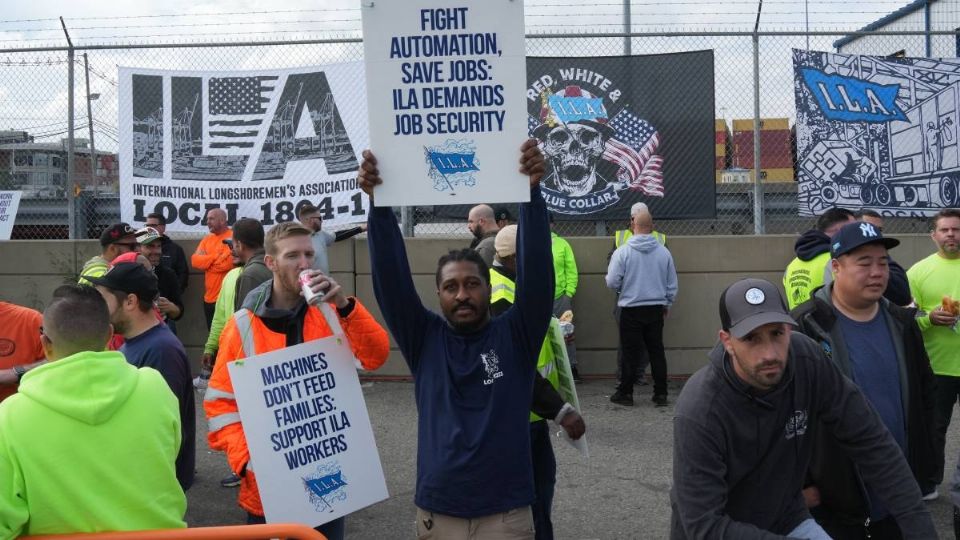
<box><xmin>84</xmin><ymin>53</ymin><xmax>97</xmax><ymax>197</ymax></box>
<box><xmin>61</xmin><ymin>17</ymin><xmax>76</xmax><ymax>239</ymax></box>
<box><xmin>753</xmin><ymin>1</ymin><xmax>765</xmax><ymax>234</ymax></box>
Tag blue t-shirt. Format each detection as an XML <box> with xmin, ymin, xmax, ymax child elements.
<box><xmin>120</xmin><ymin>323</ymin><xmax>196</xmax><ymax>490</ymax></box>
<box><xmin>836</xmin><ymin>309</ymin><xmax>905</xmax><ymax>519</ymax></box>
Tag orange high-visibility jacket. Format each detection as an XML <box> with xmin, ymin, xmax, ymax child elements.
<box><xmin>191</xmin><ymin>230</ymin><xmax>234</xmax><ymax>303</ymax></box>
<box><xmin>204</xmin><ymin>297</ymin><xmax>389</xmax><ymax>516</ymax></box>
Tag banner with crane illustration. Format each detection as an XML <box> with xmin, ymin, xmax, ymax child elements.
<box><xmin>794</xmin><ymin>49</ymin><xmax>960</xmax><ymax>216</ymax></box>
<box><xmin>119</xmin><ymin>63</ymin><xmax>369</xmax><ymax>232</ymax></box>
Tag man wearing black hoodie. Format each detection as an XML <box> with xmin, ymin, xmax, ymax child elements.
<box><xmin>670</xmin><ymin>278</ymin><xmax>935</xmax><ymax>539</ymax></box>
<box><xmin>784</xmin><ymin>208</ymin><xmax>856</xmax><ymax>310</ymax></box>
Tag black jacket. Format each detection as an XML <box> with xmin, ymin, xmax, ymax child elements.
<box><xmin>160</xmin><ymin>235</ymin><xmax>190</xmax><ymax>292</ymax></box>
<box><xmin>670</xmin><ymin>333</ymin><xmax>935</xmax><ymax>539</ymax></box>
<box><xmin>155</xmin><ymin>264</ymin><xmax>184</xmax><ymax>321</ymax></box>
<box><xmin>791</xmin><ymin>286</ymin><xmax>936</xmax><ymax>524</ymax></box>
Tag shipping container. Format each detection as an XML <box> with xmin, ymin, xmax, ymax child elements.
<box><xmin>731</xmin><ymin>117</ymin><xmax>795</xmax><ymax>182</ymax></box>
<box><xmin>715</xmin><ymin>119</ymin><xmax>730</xmax><ymax>179</ymax></box>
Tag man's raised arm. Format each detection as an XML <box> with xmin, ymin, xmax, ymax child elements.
<box><xmin>513</xmin><ymin>138</ymin><xmax>555</xmax><ymax>360</ymax></box>
<box><xmin>359</xmin><ymin>150</ymin><xmax>429</xmax><ymax>365</ymax></box>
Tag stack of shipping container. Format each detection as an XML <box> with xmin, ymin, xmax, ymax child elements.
<box><xmin>717</xmin><ymin>118</ymin><xmax>795</xmax><ymax>183</ymax></box>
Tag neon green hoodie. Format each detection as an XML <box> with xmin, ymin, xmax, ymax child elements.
<box><xmin>551</xmin><ymin>232</ymin><xmax>578</xmax><ymax>299</ymax></box>
<box><xmin>908</xmin><ymin>253</ymin><xmax>960</xmax><ymax>376</ymax></box>
<box><xmin>0</xmin><ymin>350</ymin><xmax>186</xmax><ymax>538</ymax></box>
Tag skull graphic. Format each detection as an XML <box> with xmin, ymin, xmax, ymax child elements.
<box><xmin>541</xmin><ymin>121</ymin><xmax>611</xmax><ymax>197</ymax></box>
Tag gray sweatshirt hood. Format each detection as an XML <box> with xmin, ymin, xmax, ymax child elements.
<box><xmin>627</xmin><ymin>233</ymin><xmax>661</xmax><ymax>253</ymax></box>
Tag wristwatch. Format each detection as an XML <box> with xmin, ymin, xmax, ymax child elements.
<box><xmin>13</xmin><ymin>365</ymin><xmax>26</xmax><ymax>382</ymax></box>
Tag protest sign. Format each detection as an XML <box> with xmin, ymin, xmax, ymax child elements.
<box><xmin>361</xmin><ymin>0</ymin><xmax>529</xmax><ymax>206</ymax></box>
<box><xmin>0</xmin><ymin>191</ymin><xmax>22</xmax><ymax>240</ymax></box>
<box><xmin>228</xmin><ymin>306</ymin><xmax>387</xmax><ymax>526</ymax></box>
<box><xmin>118</xmin><ymin>63</ymin><xmax>369</xmax><ymax>232</ymax></box>
<box><xmin>545</xmin><ymin>318</ymin><xmax>588</xmax><ymax>458</ymax></box>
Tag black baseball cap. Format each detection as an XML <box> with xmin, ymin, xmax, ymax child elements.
<box><xmin>720</xmin><ymin>278</ymin><xmax>796</xmax><ymax>338</ymax></box>
<box><xmin>830</xmin><ymin>221</ymin><xmax>899</xmax><ymax>258</ymax></box>
<box><xmin>494</xmin><ymin>206</ymin><xmax>512</xmax><ymax>222</ymax></box>
<box><xmin>86</xmin><ymin>262</ymin><xmax>159</xmax><ymax>302</ymax></box>
<box><xmin>100</xmin><ymin>223</ymin><xmax>137</xmax><ymax>247</ymax></box>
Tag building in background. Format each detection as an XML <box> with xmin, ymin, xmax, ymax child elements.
<box><xmin>835</xmin><ymin>0</ymin><xmax>959</xmax><ymax>58</ymax></box>
<box><xmin>0</xmin><ymin>134</ymin><xmax>118</xmax><ymax>198</ymax></box>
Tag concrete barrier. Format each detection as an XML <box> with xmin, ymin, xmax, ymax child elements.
<box><xmin>0</xmin><ymin>233</ymin><xmax>937</xmax><ymax>376</ymax></box>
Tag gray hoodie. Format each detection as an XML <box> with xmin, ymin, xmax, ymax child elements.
<box><xmin>669</xmin><ymin>332</ymin><xmax>936</xmax><ymax>539</ymax></box>
<box><xmin>605</xmin><ymin>233</ymin><xmax>677</xmax><ymax>307</ymax></box>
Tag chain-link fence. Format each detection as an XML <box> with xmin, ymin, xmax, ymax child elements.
<box><xmin>0</xmin><ymin>30</ymin><xmax>952</xmax><ymax>239</ymax></box>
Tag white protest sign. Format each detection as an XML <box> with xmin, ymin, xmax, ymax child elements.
<box><xmin>546</xmin><ymin>318</ymin><xmax>588</xmax><ymax>458</ymax></box>
<box><xmin>0</xmin><ymin>191</ymin><xmax>22</xmax><ymax>240</ymax></box>
<box><xmin>361</xmin><ymin>0</ymin><xmax>529</xmax><ymax>206</ymax></box>
<box><xmin>228</xmin><ymin>316</ymin><xmax>388</xmax><ymax>526</ymax></box>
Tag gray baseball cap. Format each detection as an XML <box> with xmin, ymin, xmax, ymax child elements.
<box><xmin>719</xmin><ymin>278</ymin><xmax>796</xmax><ymax>338</ymax></box>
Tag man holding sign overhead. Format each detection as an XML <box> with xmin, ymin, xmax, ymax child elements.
<box><xmin>204</xmin><ymin>222</ymin><xmax>389</xmax><ymax>540</ymax></box>
<box><xmin>361</xmin><ymin>139</ymin><xmax>552</xmax><ymax>538</ymax></box>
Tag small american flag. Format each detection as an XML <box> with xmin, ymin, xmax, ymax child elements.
<box><xmin>603</xmin><ymin>110</ymin><xmax>664</xmax><ymax>197</ymax></box>
<box><xmin>205</xmin><ymin>75</ymin><xmax>278</xmax><ymax>153</ymax></box>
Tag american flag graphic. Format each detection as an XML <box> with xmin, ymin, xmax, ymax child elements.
<box><xmin>603</xmin><ymin>110</ymin><xmax>664</xmax><ymax>197</ymax></box>
<box><xmin>205</xmin><ymin>75</ymin><xmax>278</xmax><ymax>153</ymax></box>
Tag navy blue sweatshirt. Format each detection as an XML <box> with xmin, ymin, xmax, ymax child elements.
<box><xmin>368</xmin><ymin>186</ymin><xmax>554</xmax><ymax>518</ymax></box>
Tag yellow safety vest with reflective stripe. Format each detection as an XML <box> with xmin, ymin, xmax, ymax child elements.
<box><xmin>783</xmin><ymin>252</ymin><xmax>831</xmax><ymax>310</ymax></box>
<box><xmin>489</xmin><ymin>268</ymin><xmax>561</xmax><ymax>422</ymax></box>
<box><xmin>614</xmin><ymin>229</ymin><xmax>667</xmax><ymax>248</ymax></box>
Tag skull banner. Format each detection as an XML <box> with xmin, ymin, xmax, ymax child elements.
<box><xmin>431</xmin><ymin>52</ymin><xmax>716</xmax><ymax>221</ymax></box>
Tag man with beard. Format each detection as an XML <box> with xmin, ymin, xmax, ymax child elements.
<box><xmin>908</xmin><ymin>208</ymin><xmax>960</xmax><ymax>503</ymax></box>
<box><xmin>136</xmin><ymin>227</ymin><xmax>184</xmax><ymax>334</ymax></box>
<box><xmin>144</xmin><ymin>212</ymin><xmax>189</xmax><ymax>293</ymax></box>
<box><xmin>297</xmin><ymin>203</ymin><xmax>365</xmax><ymax>275</ymax></box>
<box><xmin>362</xmin><ymin>139</ymin><xmax>552</xmax><ymax>537</ymax></box>
<box><xmin>204</xmin><ymin>222</ymin><xmax>389</xmax><ymax>540</ymax></box>
<box><xmin>467</xmin><ymin>203</ymin><xmax>500</xmax><ymax>266</ymax></box>
<box><xmin>792</xmin><ymin>222</ymin><xmax>936</xmax><ymax>538</ymax></box>
<box><xmin>670</xmin><ymin>278</ymin><xmax>935</xmax><ymax>539</ymax></box>
<box><xmin>89</xmin><ymin>263</ymin><xmax>195</xmax><ymax>491</ymax></box>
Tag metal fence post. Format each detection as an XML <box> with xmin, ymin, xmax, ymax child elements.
<box><xmin>752</xmin><ymin>32</ymin><xmax>764</xmax><ymax>235</ymax></box>
<box><xmin>400</xmin><ymin>206</ymin><xmax>414</xmax><ymax>237</ymax></box>
<box><xmin>62</xmin><ymin>18</ymin><xmax>77</xmax><ymax>239</ymax></box>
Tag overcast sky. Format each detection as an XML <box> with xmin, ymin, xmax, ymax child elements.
<box><xmin>0</xmin><ymin>1</ymin><xmax>929</xmax><ymax>149</ymax></box>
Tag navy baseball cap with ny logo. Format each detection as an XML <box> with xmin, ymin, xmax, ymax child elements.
<box><xmin>830</xmin><ymin>221</ymin><xmax>899</xmax><ymax>258</ymax></box>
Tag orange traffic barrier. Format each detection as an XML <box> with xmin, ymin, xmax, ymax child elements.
<box><xmin>21</xmin><ymin>524</ymin><xmax>326</xmax><ymax>540</ymax></box>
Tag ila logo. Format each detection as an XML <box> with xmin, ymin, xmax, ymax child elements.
<box><xmin>480</xmin><ymin>349</ymin><xmax>503</xmax><ymax>385</ymax></box>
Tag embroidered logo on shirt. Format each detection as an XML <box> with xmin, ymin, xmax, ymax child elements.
<box><xmin>480</xmin><ymin>349</ymin><xmax>504</xmax><ymax>385</ymax></box>
<box><xmin>784</xmin><ymin>410</ymin><xmax>808</xmax><ymax>440</ymax></box>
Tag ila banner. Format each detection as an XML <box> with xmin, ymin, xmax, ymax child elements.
<box><xmin>794</xmin><ymin>49</ymin><xmax>960</xmax><ymax>216</ymax></box>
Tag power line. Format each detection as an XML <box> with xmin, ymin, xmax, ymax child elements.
<box><xmin>3</xmin><ymin>18</ymin><xmax>361</xmax><ymax>34</ymax></box>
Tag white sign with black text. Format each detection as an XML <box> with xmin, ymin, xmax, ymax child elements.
<box><xmin>0</xmin><ymin>191</ymin><xmax>22</xmax><ymax>240</ymax></box>
<box><xmin>362</xmin><ymin>0</ymin><xmax>530</xmax><ymax>206</ymax></box>
<box><xmin>228</xmin><ymin>308</ymin><xmax>387</xmax><ymax>526</ymax></box>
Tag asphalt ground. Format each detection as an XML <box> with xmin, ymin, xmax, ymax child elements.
<box><xmin>186</xmin><ymin>378</ymin><xmax>960</xmax><ymax>539</ymax></box>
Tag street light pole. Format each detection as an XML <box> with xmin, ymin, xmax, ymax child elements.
<box><xmin>83</xmin><ymin>53</ymin><xmax>98</xmax><ymax>197</ymax></box>
<box><xmin>805</xmin><ymin>0</ymin><xmax>810</xmax><ymax>50</ymax></box>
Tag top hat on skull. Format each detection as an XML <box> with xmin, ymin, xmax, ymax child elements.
<box><xmin>533</xmin><ymin>85</ymin><xmax>615</xmax><ymax>197</ymax></box>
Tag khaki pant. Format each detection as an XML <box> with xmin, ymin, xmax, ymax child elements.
<box><xmin>415</xmin><ymin>506</ymin><xmax>534</xmax><ymax>540</ymax></box>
